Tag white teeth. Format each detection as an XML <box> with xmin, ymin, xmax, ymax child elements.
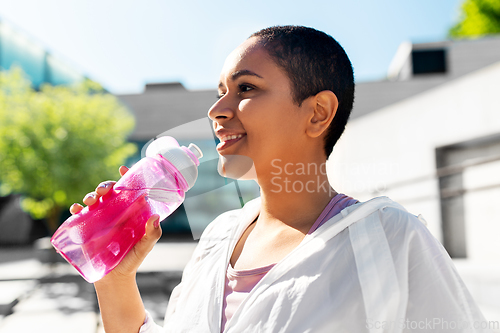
<box><xmin>221</xmin><ymin>134</ymin><xmax>243</xmax><ymax>142</ymax></box>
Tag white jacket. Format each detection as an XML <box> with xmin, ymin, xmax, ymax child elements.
<box><xmin>140</xmin><ymin>196</ymin><xmax>491</xmax><ymax>333</ymax></box>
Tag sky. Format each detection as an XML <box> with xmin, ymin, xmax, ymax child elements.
<box><xmin>0</xmin><ymin>0</ymin><xmax>464</xmax><ymax>94</ymax></box>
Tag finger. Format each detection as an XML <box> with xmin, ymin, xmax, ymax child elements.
<box><xmin>119</xmin><ymin>165</ymin><xmax>129</xmax><ymax>177</ymax></box>
<box><xmin>136</xmin><ymin>215</ymin><xmax>162</xmax><ymax>256</ymax></box>
<box><xmin>70</xmin><ymin>203</ymin><xmax>84</xmax><ymax>215</ymax></box>
<box><xmin>145</xmin><ymin>214</ymin><xmax>162</xmax><ymax>241</ymax></box>
<box><xmin>95</xmin><ymin>181</ymin><xmax>116</xmax><ymax>196</ymax></box>
<box><xmin>82</xmin><ymin>192</ymin><xmax>98</xmax><ymax>206</ymax></box>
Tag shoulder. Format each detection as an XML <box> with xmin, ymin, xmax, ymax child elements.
<box><xmin>351</xmin><ymin>196</ymin><xmax>427</xmax><ymax>228</ymax></box>
<box><xmin>345</xmin><ymin>197</ymin><xmax>452</xmax><ymax>276</ymax></box>
<box><xmin>376</xmin><ymin>198</ymin><xmax>432</xmax><ymax>238</ymax></box>
<box><xmin>346</xmin><ymin>196</ymin><xmax>436</xmax><ymax>246</ymax></box>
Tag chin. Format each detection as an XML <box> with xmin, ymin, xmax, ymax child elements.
<box><xmin>217</xmin><ymin>155</ymin><xmax>257</xmax><ymax>180</ymax></box>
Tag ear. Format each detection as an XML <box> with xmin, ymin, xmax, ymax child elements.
<box><xmin>305</xmin><ymin>90</ymin><xmax>338</xmax><ymax>138</ymax></box>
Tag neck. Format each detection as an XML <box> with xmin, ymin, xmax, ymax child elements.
<box><xmin>255</xmin><ymin>158</ymin><xmax>337</xmax><ymax>234</ymax></box>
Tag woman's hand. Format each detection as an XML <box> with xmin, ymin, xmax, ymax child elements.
<box><xmin>69</xmin><ymin>165</ymin><xmax>129</xmax><ymax>214</ymax></box>
<box><xmin>70</xmin><ymin>165</ymin><xmax>163</xmax><ymax>281</ymax></box>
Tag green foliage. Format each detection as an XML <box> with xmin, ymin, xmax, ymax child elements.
<box><xmin>449</xmin><ymin>0</ymin><xmax>500</xmax><ymax>38</ymax></box>
<box><xmin>0</xmin><ymin>67</ymin><xmax>137</xmax><ymax>226</ymax></box>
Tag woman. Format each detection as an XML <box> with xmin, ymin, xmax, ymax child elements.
<box><xmin>72</xmin><ymin>26</ymin><xmax>489</xmax><ymax>332</ymax></box>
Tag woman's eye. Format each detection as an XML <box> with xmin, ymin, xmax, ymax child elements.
<box><xmin>216</xmin><ymin>85</ymin><xmax>253</xmax><ymax>99</ymax></box>
<box><xmin>239</xmin><ymin>84</ymin><xmax>253</xmax><ymax>93</ymax></box>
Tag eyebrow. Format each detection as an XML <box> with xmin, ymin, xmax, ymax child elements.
<box><xmin>218</xmin><ymin>70</ymin><xmax>263</xmax><ymax>88</ymax></box>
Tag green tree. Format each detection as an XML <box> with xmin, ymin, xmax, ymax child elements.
<box><xmin>449</xmin><ymin>0</ymin><xmax>500</xmax><ymax>38</ymax></box>
<box><xmin>0</xmin><ymin>67</ymin><xmax>137</xmax><ymax>232</ymax></box>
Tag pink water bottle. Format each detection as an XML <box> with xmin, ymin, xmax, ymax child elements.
<box><xmin>50</xmin><ymin>136</ymin><xmax>203</xmax><ymax>283</ymax></box>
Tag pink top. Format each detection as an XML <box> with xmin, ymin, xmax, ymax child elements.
<box><xmin>221</xmin><ymin>193</ymin><xmax>358</xmax><ymax>331</ymax></box>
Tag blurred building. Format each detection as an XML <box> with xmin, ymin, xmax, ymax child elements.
<box><xmin>330</xmin><ymin>36</ymin><xmax>500</xmax><ymax>262</ymax></box>
<box><xmin>0</xmin><ymin>20</ymin><xmax>83</xmax><ymax>88</ymax></box>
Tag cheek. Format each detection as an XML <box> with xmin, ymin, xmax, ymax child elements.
<box><xmin>238</xmin><ymin>99</ymin><xmax>252</xmax><ymax>113</ymax></box>
<box><xmin>236</xmin><ymin>99</ymin><xmax>267</xmax><ymax>133</ymax></box>
<box><xmin>238</xmin><ymin>96</ymin><xmax>298</xmax><ymax>138</ymax></box>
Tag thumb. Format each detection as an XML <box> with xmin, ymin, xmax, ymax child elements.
<box><xmin>135</xmin><ymin>214</ymin><xmax>162</xmax><ymax>256</ymax></box>
<box><xmin>146</xmin><ymin>214</ymin><xmax>162</xmax><ymax>239</ymax></box>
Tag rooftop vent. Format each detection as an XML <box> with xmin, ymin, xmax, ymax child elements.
<box><xmin>411</xmin><ymin>49</ymin><xmax>447</xmax><ymax>75</ymax></box>
<box><xmin>388</xmin><ymin>42</ymin><xmax>448</xmax><ymax>81</ymax></box>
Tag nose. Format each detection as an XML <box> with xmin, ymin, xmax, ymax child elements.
<box><xmin>207</xmin><ymin>96</ymin><xmax>235</xmax><ymax>122</ymax></box>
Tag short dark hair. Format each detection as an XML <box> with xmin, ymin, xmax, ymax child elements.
<box><xmin>250</xmin><ymin>26</ymin><xmax>355</xmax><ymax>157</ymax></box>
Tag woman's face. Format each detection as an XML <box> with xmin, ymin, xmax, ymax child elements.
<box><xmin>208</xmin><ymin>37</ymin><xmax>311</xmax><ymax>179</ymax></box>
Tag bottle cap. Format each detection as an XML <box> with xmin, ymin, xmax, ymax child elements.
<box><xmin>188</xmin><ymin>143</ymin><xmax>203</xmax><ymax>160</ymax></box>
<box><xmin>145</xmin><ymin>136</ymin><xmax>202</xmax><ymax>190</ymax></box>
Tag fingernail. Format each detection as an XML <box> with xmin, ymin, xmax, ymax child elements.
<box><xmin>98</xmin><ymin>183</ymin><xmax>108</xmax><ymax>188</ymax></box>
<box><xmin>85</xmin><ymin>193</ymin><xmax>95</xmax><ymax>200</ymax></box>
<box><xmin>153</xmin><ymin>218</ymin><xmax>160</xmax><ymax>229</ymax></box>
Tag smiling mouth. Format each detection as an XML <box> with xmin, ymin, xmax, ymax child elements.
<box><xmin>217</xmin><ymin>134</ymin><xmax>246</xmax><ymax>151</ymax></box>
